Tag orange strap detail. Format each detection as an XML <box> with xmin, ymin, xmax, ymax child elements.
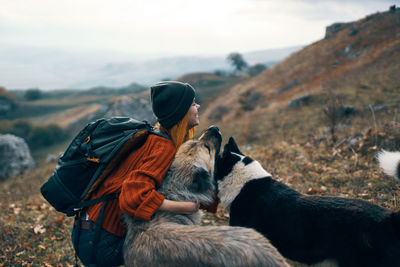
<box><xmin>87</xmin><ymin>157</ymin><xmax>100</xmax><ymax>163</ymax></box>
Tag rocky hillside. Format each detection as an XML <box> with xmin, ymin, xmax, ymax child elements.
<box><xmin>201</xmin><ymin>8</ymin><xmax>400</xmax><ymax>145</ymax></box>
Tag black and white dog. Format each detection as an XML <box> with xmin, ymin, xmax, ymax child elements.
<box><xmin>215</xmin><ymin>137</ymin><xmax>400</xmax><ymax>267</ymax></box>
<box><xmin>378</xmin><ymin>150</ymin><xmax>400</xmax><ymax>179</ymax></box>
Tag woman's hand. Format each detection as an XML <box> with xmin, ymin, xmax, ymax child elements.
<box><xmin>159</xmin><ymin>199</ymin><xmax>199</xmax><ymax>214</ymax></box>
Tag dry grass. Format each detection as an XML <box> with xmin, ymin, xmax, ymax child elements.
<box><xmin>201</xmin><ymin>11</ymin><xmax>400</xmax><ymax>127</ymax></box>
<box><xmin>33</xmin><ymin>104</ymin><xmax>102</xmax><ymax>128</ymax></box>
<box><xmin>0</xmin><ymin>162</ymin><xmax>76</xmax><ymax>266</ymax></box>
<box><xmin>1</xmin><ymin>118</ymin><xmax>398</xmax><ymax>266</ymax></box>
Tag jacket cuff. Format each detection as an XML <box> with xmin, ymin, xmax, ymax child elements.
<box><xmin>134</xmin><ymin>191</ymin><xmax>165</xmax><ymax>221</ymax></box>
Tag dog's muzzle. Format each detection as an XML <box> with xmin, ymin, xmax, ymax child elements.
<box><xmin>200</xmin><ymin>125</ymin><xmax>222</xmax><ymax>149</ymax></box>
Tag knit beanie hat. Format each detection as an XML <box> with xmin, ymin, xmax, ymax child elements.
<box><xmin>150</xmin><ymin>81</ymin><xmax>195</xmax><ymax>129</ymax></box>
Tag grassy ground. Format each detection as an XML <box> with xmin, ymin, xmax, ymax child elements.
<box><xmin>1</xmin><ymin>119</ymin><xmax>399</xmax><ymax>266</ymax></box>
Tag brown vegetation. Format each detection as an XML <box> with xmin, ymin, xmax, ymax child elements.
<box><xmin>201</xmin><ymin>10</ymin><xmax>400</xmax><ymax>143</ymax></box>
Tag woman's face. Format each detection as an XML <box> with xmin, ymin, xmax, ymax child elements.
<box><xmin>187</xmin><ymin>100</ymin><xmax>200</xmax><ymax>129</ymax></box>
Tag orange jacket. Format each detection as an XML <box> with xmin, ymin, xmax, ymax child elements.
<box><xmin>86</xmin><ymin>134</ymin><xmax>176</xmax><ymax>237</ymax></box>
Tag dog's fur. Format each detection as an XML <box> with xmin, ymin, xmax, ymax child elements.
<box><xmin>123</xmin><ymin>127</ymin><xmax>289</xmax><ymax>267</ymax></box>
<box><xmin>378</xmin><ymin>150</ymin><xmax>400</xmax><ymax>179</ymax></box>
<box><xmin>215</xmin><ymin>137</ymin><xmax>400</xmax><ymax>267</ymax></box>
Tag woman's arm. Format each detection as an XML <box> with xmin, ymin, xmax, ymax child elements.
<box><xmin>159</xmin><ymin>199</ymin><xmax>199</xmax><ymax>214</ymax></box>
<box><xmin>120</xmin><ymin>135</ymin><xmax>176</xmax><ymax>221</ymax></box>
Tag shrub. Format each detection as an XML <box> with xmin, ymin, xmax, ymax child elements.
<box><xmin>0</xmin><ymin>87</ymin><xmax>18</xmax><ymax>115</ymax></box>
<box><xmin>27</xmin><ymin>124</ymin><xmax>69</xmax><ymax>149</ymax></box>
<box><xmin>9</xmin><ymin>120</ymin><xmax>33</xmax><ymax>138</ymax></box>
<box><xmin>213</xmin><ymin>70</ymin><xmax>228</xmax><ymax>77</ymax></box>
<box><xmin>248</xmin><ymin>63</ymin><xmax>268</xmax><ymax>77</ymax></box>
<box><xmin>24</xmin><ymin>89</ymin><xmax>43</xmax><ymax>101</ymax></box>
<box><xmin>0</xmin><ymin>121</ymin><xmax>69</xmax><ymax>150</ymax></box>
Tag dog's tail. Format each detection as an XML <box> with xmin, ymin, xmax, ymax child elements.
<box><xmin>377</xmin><ymin>150</ymin><xmax>400</xmax><ymax>179</ymax></box>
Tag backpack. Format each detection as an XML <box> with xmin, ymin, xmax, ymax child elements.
<box><xmin>40</xmin><ymin>117</ymin><xmax>164</xmax><ymax>216</ymax></box>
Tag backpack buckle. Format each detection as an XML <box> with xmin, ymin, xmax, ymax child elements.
<box><xmin>66</xmin><ymin>207</ymin><xmax>82</xmax><ymax>217</ymax></box>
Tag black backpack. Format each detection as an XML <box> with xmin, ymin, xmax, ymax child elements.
<box><xmin>41</xmin><ymin>117</ymin><xmax>169</xmax><ymax>266</ymax></box>
<box><xmin>40</xmin><ymin>117</ymin><xmax>164</xmax><ymax>216</ymax></box>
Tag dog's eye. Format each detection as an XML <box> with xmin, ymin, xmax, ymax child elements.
<box><xmin>204</xmin><ymin>144</ymin><xmax>211</xmax><ymax>154</ymax></box>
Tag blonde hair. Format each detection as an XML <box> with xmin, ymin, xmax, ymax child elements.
<box><xmin>155</xmin><ymin>112</ymin><xmax>195</xmax><ymax>149</ymax></box>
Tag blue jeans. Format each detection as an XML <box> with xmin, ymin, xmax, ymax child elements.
<box><xmin>71</xmin><ymin>221</ymin><xmax>124</xmax><ymax>267</ymax></box>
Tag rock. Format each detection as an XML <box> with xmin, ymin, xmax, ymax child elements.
<box><xmin>339</xmin><ymin>106</ymin><xmax>358</xmax><ymax>117</ymax></box>
<box><xmin>325</xmin><ymin>22</ymin><xmax>355</xmax><ymax>39</ymax></box>
<box><xmin>104</xmin><ymin>96</ymin><xmax>157</xmax><ymax>124</ymax></box>
<box><xmin>348</xmin><ymin>137</ymin><xmax>361</xmax><ymax>147</ymax></box>
<box><xmin>342</xmin><ymin>45</ymin><xmax>358</xmax><ymax>60</ymax></box>
<box><xmin>0</xmin><ymin>134</ymin><xmax>35</xmax><ymax>180</ymax></box>
<box><xmin>349</xmin><ymin>26</ymin><xmax>358</xmax><ymax>36</ymax></box>
<box><xmin>0</xmin><ymin>102</ymin><xmax>14</xmax><ymax>115</ymax></box>
<box><xmin>277</xmin><ymin>81</ymin><xmax>298</xmax><ymax>94</ymax></box>
<box><xmin>208</xmin><ymin>105</ymin><xmax>229</xmax><ymax>121</ymax></box>
<box><xmin>367</xmin><ymin>104</ymin><xmax>389</xmax><ymax>111</ymax></box>
<box><xmin>287</xmin><ymin>94</ymin><xmax>311</xmax><ymax>108</ymax></box>
<box><xmin>45</xmin><ymin>154</ymin><xmax>59</xmax><ymax>163</ymax></box>
<box><xmin>332</xmin><ymin>61</ymin><xmax>340</xmax><ymax>68</ymax></box>
<box><xmin>325</xmin><ymin>23</ymin><xmax>345</xmax><ymax>39</ymax></box>
<box><xmin>239</xmin><ymin>91</ymin><xmax>263</xmax><ymax>111</ymax></box>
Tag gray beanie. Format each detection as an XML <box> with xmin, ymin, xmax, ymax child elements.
<box><xmin>150</xmin><ymin>81</ymin><xmax>195</xmax><ymax>129</ymax></box>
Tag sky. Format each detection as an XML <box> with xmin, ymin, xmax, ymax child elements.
<box><xmin>0</xmin><ymin>0</ymin><xmax>396</xmax><ymax>89</ymax></box>
<box><xmin>0</xmin><ymin>0</ymin><xmax>395</xmax><ymax>57</ymax></box>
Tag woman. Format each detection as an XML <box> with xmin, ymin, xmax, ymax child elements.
<box><xmin>72</xmin><ymin>81</ymin><xmax>207</xmax><ymax>266</ymax></box>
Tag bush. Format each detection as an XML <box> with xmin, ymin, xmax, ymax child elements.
<box><xmin>27</xmin><ymin>124</ymin><xmax>69</xmax><ymax>149</ymax></box>
<box><xmin>0</xmin><ymin>87</ymin><xmax>18</xmax><ymax>115</ymax></box>
<box><xmin>0</xmin><ymin>120</ymin><xmax>70</xmax><ymax>149</ymax></box>
<box><xmin>239</xmin><ymin>91</ymin><xmax>263</xmax><ymax>111</ymax></box>
<box><xmin>248</xmin><ymin>63</ymin><xmax>268</xmax><ymax>77</ymax></box>
<box><xmin>9</xmin><ymin>120</ymin><xmax>33</xmax><ymax>138</ymax></box>
<box><xmin>213</xmin><ymin>70</ymin><xmax>228</xmax><ymax>77</ymax></box>
<box><xmin>24</xmin><ymin>89</ymin><xmax>43</xmax><ymax>101</ymax></box>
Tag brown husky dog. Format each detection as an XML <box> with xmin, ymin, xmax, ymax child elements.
<box><xmin>123</xmin><ymin>126</ymin><xmax>288</xmax><ymax>267</ymax></box>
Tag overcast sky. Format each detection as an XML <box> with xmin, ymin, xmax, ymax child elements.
<box><xmin>0</xmin><ymin>0</ymin><xmax>395</xmax><ymax>57</ymax></box>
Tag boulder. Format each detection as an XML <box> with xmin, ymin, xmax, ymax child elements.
<box><xmin>339</xmin><ymin>106</ymin><xmax>358</xmax><ymax>117</ymax></box>
<box><xmin>104</xmin><ymin>96</ymin><xmax>157</xmax><ymax>124</ymax></box>
<box><xmin>287</xmin><ymin>94</ymin><xmax>311</xmax><ymax>108</ymax></box>
<box><xmin>325</xmin><ymin>23</ymin><xmax>353</xmax><ymax>39</ymax></box>
<box><xmin>0</xmin><ymin>134</ymin><xmax>35</xmax><ymax>180</ymax></box>
<box><xmin>277</xmin><ymin>81</ymin><xmax>298</xmax><ymax>94</ymax></box>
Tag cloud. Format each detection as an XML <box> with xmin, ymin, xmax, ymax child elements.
<box><xmin>0</xmin><ymin>0</ymin><xmax>395</xmax><ymax>89</ymax></box>
<box><xmin>0</xmin><ymin>0</ymin><xmax>395</xmax><ymax>55</ymax></box>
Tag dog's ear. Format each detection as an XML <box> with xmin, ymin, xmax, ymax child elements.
<box><xmin>228</xmin><ymin>137</ymin><xmax>243</xmax><ymax>155</ymax></box>
<box><xmin>191</xmin><ymin>167</ymin><xmax>212</xmax><ymax>192</ymax></box>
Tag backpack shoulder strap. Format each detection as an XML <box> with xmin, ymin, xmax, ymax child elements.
<box><xmin>149</xmin><ymin>128</ymin><xmax>171</xmax><ymax>140</ymax></box>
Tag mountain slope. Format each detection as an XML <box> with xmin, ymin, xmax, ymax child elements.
<box><xmin>202</xmin><ymin>8</ymin><xmax>400</xmax><ymax>144</ymax></box>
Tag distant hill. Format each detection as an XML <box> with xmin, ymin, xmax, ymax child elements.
<box><xmin>0</xmin><ymin>45</ymin><xmax>301</xmax><ymax>90</ymax></box>
<box><xmin>242</xmin><ymin>46</ymin><xmax>304</xmax><ymax>66</ymax></box>
<box><xmin>201</xmin><ymin>8</ymin><xmax>400</xmax><ymax>144</ymax></box>
<box><xmin>0</xmin><ymin>84</ymin><xmax>155</xmax><ymax>161</ymax></box>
